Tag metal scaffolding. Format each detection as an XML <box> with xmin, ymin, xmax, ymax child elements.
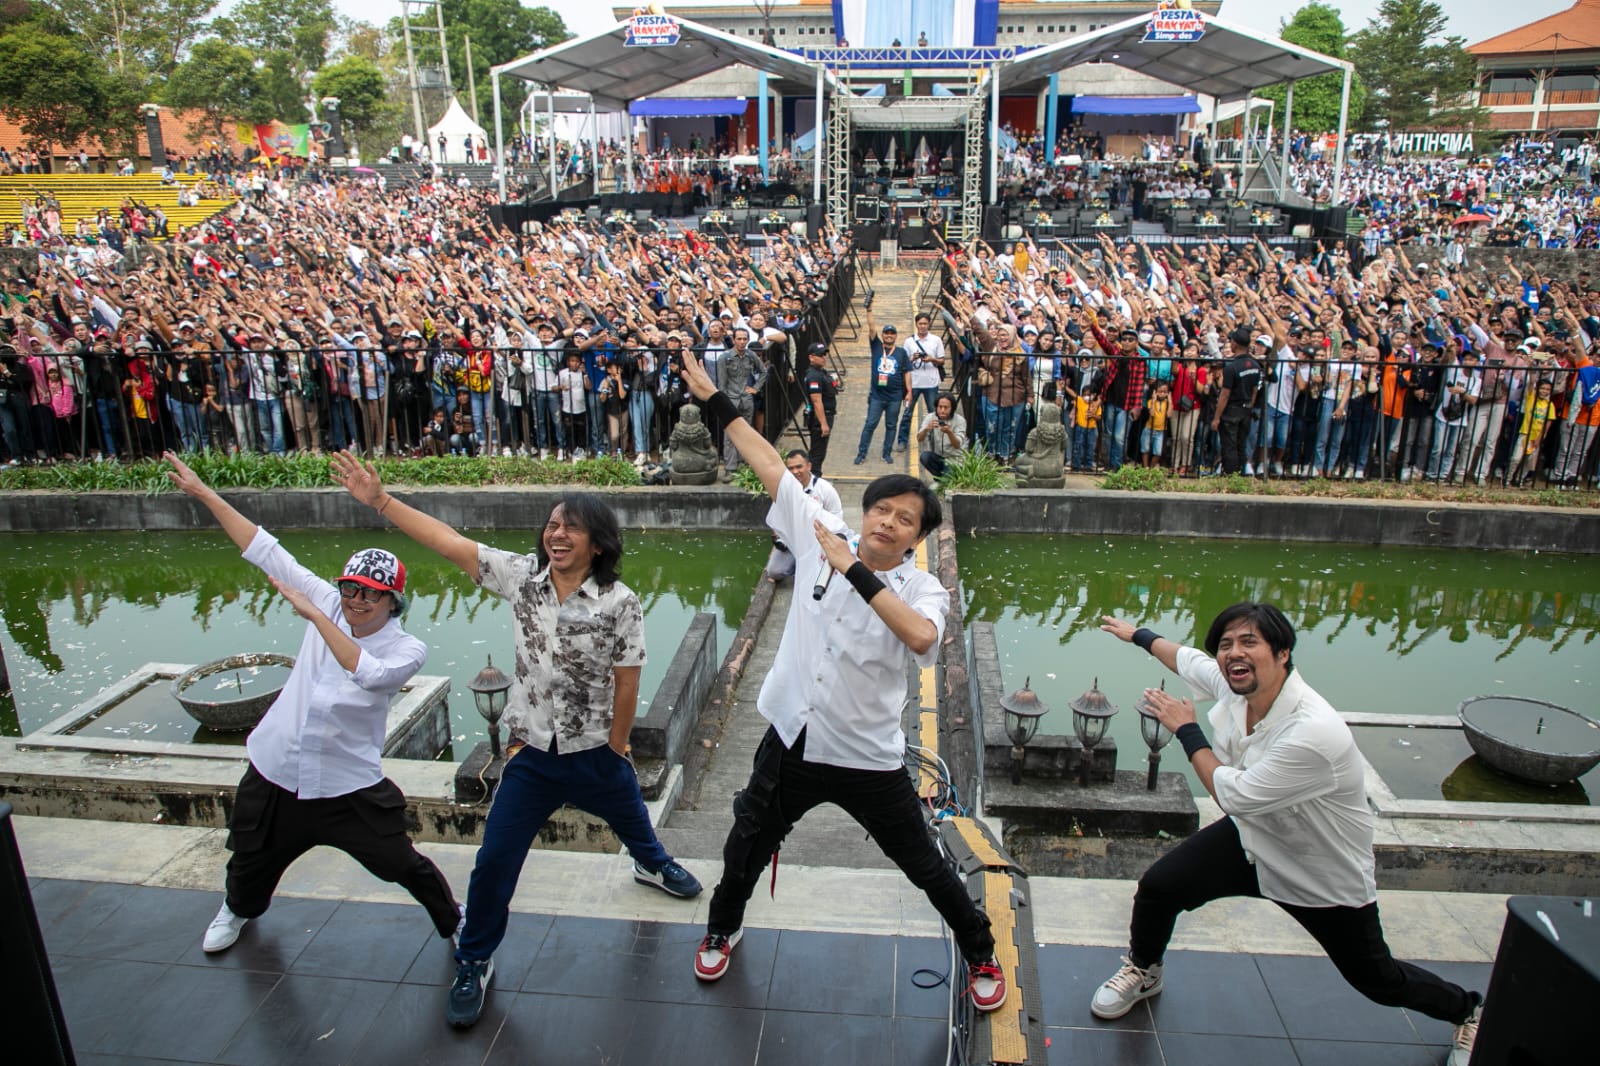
<box><xmin>961</xmin><ymin>87</ymin><xmax>987</xmax><ymax>241</ymax></box>
<box><xmin>825</xmin><ymin>68</ymin><xmax>852</xmax><ymax>232</ymax></box>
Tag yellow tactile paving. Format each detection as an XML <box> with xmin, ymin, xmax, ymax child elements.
<box><xmin>981</xmin><ymin>869</ymin><xmax>1027</xmax><ymax>1062</ymax></box>
<box><xmin>950</xmin><ymin>816</ymin><xmax>1010</xmax><ymax>870</ymax></box>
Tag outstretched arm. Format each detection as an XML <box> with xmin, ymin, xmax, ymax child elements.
<box><xmin>270</xmin><ymin>578</ymin><xmax>363</xmax><ymax>673</ymax></box>
<box><xmin>680</xmin><ymin>351</ymin><xmax>785</xmax><ymax>496</ymax></box>
<box><xmin>330</xmin><ymin>451</ymin><xmax>480</xmax><ymax>576</ymax></box>
<box><xmin>1099</xmin><ymin>615</ymin><xmax>1182</xmax><ymax>674</ymax></box>
<box><xmin>165</xmin><ymin>451</ymin><xmax>258</xmax><ymax>551</ymax></box>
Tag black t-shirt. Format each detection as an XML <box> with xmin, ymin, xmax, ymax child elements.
<box><xmin>804</xmin><ymin>364</ymin><xmax>836</xmax><ymax>417</ymax></box>
<box><xmin>1220</xmin><ymin>354</ymin><xmax>1261</xmax><ymax>420</ymax></box>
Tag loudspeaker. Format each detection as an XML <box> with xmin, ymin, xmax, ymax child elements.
<box><xmin>981</xmin><ymin>207</ymin><xmax>1003</xmax><ymax>243</ymax></box>
<box><xmin>0</xmin><ymin>805</ymin><xmax>74</xmax><ymax>1066</ymax></box>
<box><xmin>1473</xmin><ymin>896</ymin><xmax>1597</xmax><ymax>1065</ymax></box>
<box><xmin>850</xmin><ymin>222</ymin><xmax>882</xmax><ymax>253</ymax></box>
<box><xmin>900</xmin><ymin>223</ymin><xmax>930</xmax><ymax>250</ymax></box>
<box><xmin>806</xmin><ymin>203</ymin><xmax>824</xmax><ymax>236</ymax></box>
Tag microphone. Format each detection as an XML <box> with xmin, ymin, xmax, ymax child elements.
<box><xmin>812</xmin><ymin>532</ymin><xmax>850</xmax><ymax>601</ymax></box>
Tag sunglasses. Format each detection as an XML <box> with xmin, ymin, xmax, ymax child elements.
<box><xmin>338</xmin><ymin>581</ymin><xmax>389</xmax><ymax>603</ymax></box>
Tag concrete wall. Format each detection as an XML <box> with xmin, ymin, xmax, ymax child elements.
<box><xmin>952</xmin><ymin>490</ymin><xmax>1600</xmax><ymax>554</ymax></box>
<box><xmin>632</xmin><ymin>612</ymin><xmax>717</xmax><ymax>771</ymax></box>
<box><xmin>0</xmin><ymin>486</ymin><xmax>771</xmax><ymax>534</ymax></box>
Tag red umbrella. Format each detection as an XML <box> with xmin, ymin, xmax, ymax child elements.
<box><xmin>1454</xmin><ymin>213</ymin><xmax>1491</xmax><ymax>226</ymax></box>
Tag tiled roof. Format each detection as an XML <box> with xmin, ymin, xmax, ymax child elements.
<box><xmin>0</xmin><ymin>109</ymin><xmax>239</xmax><ymax>160</ymax></box>
<box><xmin>1469</xmin><ymin>0</ymin><xmax>1600</xmax><ymax>57</ymax></box>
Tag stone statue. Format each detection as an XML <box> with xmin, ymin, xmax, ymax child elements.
<box><xmin>668</xmin><ymin>404</ymin><xmax>719</xmax><ymax>485</ymax></box>
<box><xmin>1013</xmin><ymin>403</ymin><xmax>1067</xmax><ymax>489</ymax></box>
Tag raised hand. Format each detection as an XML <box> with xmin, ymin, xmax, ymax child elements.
<box><xmin>330</xmin><ymin>450</ymin><xmax>386</xmax><ymax>508</ymax></box>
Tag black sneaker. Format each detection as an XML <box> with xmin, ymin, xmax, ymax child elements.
<box><xmin>445</xmin><ymin>958</ymin><xmax>493</xmax><ymax>1028</ymax></box>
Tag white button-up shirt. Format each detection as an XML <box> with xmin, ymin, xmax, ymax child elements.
<box><xmin>759</xmin><ymin>475</ymin><xmax>948</xmax><ymax>771</ymax></box>
<box><xmin>1177</xmin><ymin>647</ymin><xmax>1377</xmax><ymax>908</ymax></box>
<box><xmin>242</xmin><ymin>529</ymin><xmax>428</xmax><ymax>799</ymax></box>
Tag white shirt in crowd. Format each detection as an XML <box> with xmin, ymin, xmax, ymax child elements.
<box><xmin>557</xmin><ymin>365</ymin><xmax>587</xmax><ymax>414</ymax></box>
<box><xmin>905</xmin><ymin>330</ymin><xmax>946</xmax><ymax>390</ymax></box>
<box><xmin>1175</xmin><ymin>646</ymin><xmax>1377</xmax><ymax>909</ymax></box>
<box><xmin>758</xmin><ymin>476</ymin><xmax>948</xmax><ymax>771</ymax></box>
<box><xmin>242</xmin><ymin>529</ymin><xmax>427</xmax><ymax>799</ymax></box>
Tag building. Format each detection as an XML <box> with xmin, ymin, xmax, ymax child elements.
<box><xmin>1469</xmin><ymin>0</ymin><xmax>1600</xmax><ymax>132</ymax></box>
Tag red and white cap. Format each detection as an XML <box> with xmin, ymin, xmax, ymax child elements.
<box><xmin>341</xmin><ymin>548</ymin><xmax>407</xmax><ymax>593</ymax></box>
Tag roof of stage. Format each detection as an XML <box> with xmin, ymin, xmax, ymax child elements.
<box><xmin>493</xmin><ymin>17</ymin><xmax>842</xmax><ymax>113</ymax></box>
<box><xmin>998</xmin><ymin>11</ymin><xmax>1352</xmax><ymax>103</ymax></box>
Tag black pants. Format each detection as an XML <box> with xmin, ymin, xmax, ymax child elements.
<box><xmin>1219</xmin><ymin>415</ymin><xmax>1249</xmax><ymax>474</ymax></box>
<box><xmin>1129</xmin><ymin>817</ymin><xmax>1476</xmax><ymax>1024</ymax></box>
<box><xmin>807</xmin><ymin>413</ymin><xmax>831</xmax><ymax>476</ymax></box>
<box><xmin>225</xmin><ymin>764</ymin><xmax>459</xmax><ymax>937</ymax></box>
<box><xmin>707</xmin><ymin>726</ymin><xmax>995</xmax><ymax>964</ymax></box>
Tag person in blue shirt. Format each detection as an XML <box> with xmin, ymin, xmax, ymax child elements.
<box><xmin>855</xmin><ymin>304</ymin><xmax>911</xmax><ymax>465</ymax></box>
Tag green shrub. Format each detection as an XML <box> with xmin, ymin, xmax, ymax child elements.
<box><xmin>1099</xmin><ymin>466</ymin><xmax>1173</xmax><ymax>492</ymax></box>
<box><xmin>729</xmin><ymin>465</ymin><xmax>766</xmax><ymax>497</ymax></box>
<box><xmin>937</xmin><ymin>449</ymin><xmax>1011</xmax><ymax>493</ymax></box>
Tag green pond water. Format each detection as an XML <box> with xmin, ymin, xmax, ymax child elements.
<box><xmin>960</xmin><ymin>535</ymin><xmax>1600</xmax><ymax>802</ymax></box>
<box><xmin>0</xmin><ymin>530</ymin><xmax>768</xmax><ymax>752</ymax></box>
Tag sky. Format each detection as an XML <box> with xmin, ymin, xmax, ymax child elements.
<box><xmin>325</xmin><ymin>0</ymin><xmax>1571</xmax><ymax>53</ymax></box>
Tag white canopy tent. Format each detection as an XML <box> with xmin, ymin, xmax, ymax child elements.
<box><xmin>427</xmin><ymin>97</ymin><xmax>489</xmax><ymax>165</ymax></box>
<box><xmin>490</xmin><ymin>17</ymin><xmax>845</xmax><ymax>200</ymax></box>
<box><xmin>995</xmin><ymin>11</ymin><xmax>1355</xmax><ymax>203</ymax></box>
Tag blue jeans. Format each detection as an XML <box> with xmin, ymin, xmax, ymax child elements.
<box><xmin>629</xmin><ymin>389</ymin><xmax>655</xmax><ymax>455</ymax></box>
<box><xmin>470</xmin><ymin>390</ymin><xmax>491</xmax><ymax>447</ymax></box>
<box><xmin>94</xmin><ymin>397</ymin><xmax>124</xmax><ymax>457</ymax></box>
<box><xmin>329</xmin><ymin>396</ymin><xmax>358</xmax><ymax>452</ymax></box>
<box><xmin>530</xmin><ymin>390</ymin><xmax>563</xmax><ymax>450</ymax></box>
<box><xmin>176</xmin><ymin>400</ymin><xmax>205</xmax><ymax>451</ymax></box>
<box><xmin>1072</xmin><ymin>425</ymin><xmax>1098</xmax><ymax>470</ymax></box>
<box><xmin>896</xmin><ymin>386</ymin><xmax>939</xmax><ymax>448</ymax></box>
<box><xmin>585</xmin><ymin>390</ymin><xmax>606</xmax><ymax>453</ymax></box>
<box><xmin>1344</xmin><ymin>400</ymin><xmax>1379</xmax><ymax>474</ymax></box>
<box><xmin>0</xmin><ymin>390</ymin><xmax>27</xmax><ymax>459</ymax></box>
<box><xmin>1103</xmin><ymin>404</ymin><xmax>1131</xmax><ymax>470</ymax></box>
<box><xmin>254</xmin><ymin>397</ymin><xmax>286</xmax><ymax>454</ymax></box>
<box><xmin>1314</xmin><ymin>396</ymin><xmax>1347</xmax><ymax>476</ymax></box>
<box><xmin>1140</xmin><ymin>427</ymin><xmax>1165</xmax><ymax>461</ymax></box>
<box><xmin>455</xmin><ymin>742</ymin><xmax>673</xmax><ymax>963</ymax></box>
<box><xmin>1427</xmin><ymin>421</ymin><xmax>1463</xmax><ymax>481</ymax></box>
<box><xmin>856</xmin><ymin>391</ymin><xmax>901</xmax><ymax>462</ymax></box>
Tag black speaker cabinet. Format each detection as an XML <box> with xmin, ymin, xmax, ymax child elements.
<box><xmin>1472</xmin><ymin>896</ymin><xmax>1598</xmax><ymax>1065</ymax></box>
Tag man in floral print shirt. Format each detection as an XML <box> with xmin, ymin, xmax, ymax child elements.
<box><xmin>330</xmin><ymin>451</ymin><xmax>701</xmax><ymax>1031</ymax></box>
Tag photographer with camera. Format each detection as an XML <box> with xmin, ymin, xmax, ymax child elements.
<box><xmin>916</xmin><ymin>392</ymin><xmax>966</xmax><ymax>478</ymax></box>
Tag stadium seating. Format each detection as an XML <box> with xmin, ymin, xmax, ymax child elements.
<box><xmin>0</xmin><ymin>173</ymin><xmax>234</xmax><ymax>240</ymax></box>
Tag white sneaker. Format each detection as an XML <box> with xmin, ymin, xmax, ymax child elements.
<box><xmin>539</xmin><ymin>448</ymin><xmax>549</xmax><ymax>461</ymax></box>
<box><xmin>1090</xmin><ymin>956</ymin><xmax>1163</xmax><ymax>1019</ymax></box>
<box><xmin>555</xmin><ymin>449</ymin><xmax>565</xmax><ymax>461</ymax></box>
<box><xmin>1270</xmin><ymin>461</ymin><xmax>1283</xmax><ymax>477</ymax></box>
<box><xmin>501</xmin><ymin>447</ymin><xmax>513</xmax><ymax>458</ymax></box>
<box><xmin>203</xmin><ymin>902</ymin><xmax>248</xmax><ymax>953</ymax></box>
<box><xmin>1448</xmin><ymin>1002</ymin><xmax>1481</xmax><ymax>1066</ymax></box>
<box><xmin>572</xmin><ymin>448</ymin><xmax>586</xmax><ymax>461</ymax></box>
<box><xmin>1244</xmin><ymin>463</ymin><xmax>1256</xmax><ymax>476</ymax></box>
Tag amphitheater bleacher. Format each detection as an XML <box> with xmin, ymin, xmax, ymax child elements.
<box><xmin>0</xmin><ymin>173</ymin><xmax>234</xmax><ymax>239</ymax></box>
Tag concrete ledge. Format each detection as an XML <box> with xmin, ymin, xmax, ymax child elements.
<box><xmin>632</xmin><ymin>613</ymin><xmax>717</xmax><ymax>778</ymax></box>
<box><xmin>0</xmin><ymin>486</ymin><xmax>770</xmax><ymax>534</ymax></box>
<box><xmin>951</xmin><ymin>489</ymin><xmax>1600</xmax><ymax>554</ymax></box>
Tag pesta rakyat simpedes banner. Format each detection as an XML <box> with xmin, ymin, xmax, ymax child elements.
<box><xmin>1141</xmin><ymin>5</ymin><xmax>1206</xmax><ymax>44</ymax></box>
<box><xmin>235</xmin><ymin>122</ymin><xmax>312</xmax><ymax>159</ymax></box>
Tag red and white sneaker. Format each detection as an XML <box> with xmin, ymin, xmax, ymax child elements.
<box><xmin>969</xmin><ymin>958</ymin><xmax>1009</xmax><ymax>1012</ymax></box>
<box><xmin>693</xmin><ymin>928</ymin><xmax>743</xmax><ymax>982</ymax></box>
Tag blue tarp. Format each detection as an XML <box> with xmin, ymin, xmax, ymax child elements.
<box><xmin>1070</xmin><ymin>95</ymin><xmax>1201</xmax><ymax>116</ymax></box>
<box><xmin>630</xmin><ymin>98</ymin><xmax>746</xmax><ymax>117</ymax></box>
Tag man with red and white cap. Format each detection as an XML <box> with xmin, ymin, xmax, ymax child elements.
<box><xmin>163</xmin><ymin>452</ymin><xmax>462</xmax><ymax>957</ymax></box>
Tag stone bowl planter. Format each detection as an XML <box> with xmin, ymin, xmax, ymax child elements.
<box><xmin>173</xmin><ymin>654</ymin><xmax>295</xmax><ymax>732</ymax></box>
<box><xmin>1458</xmin><ymin>695</ymin><xmax>1600</xmax><ymax>786</ymax></box>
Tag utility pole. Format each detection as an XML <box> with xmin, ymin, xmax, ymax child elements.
<box><xmin>401</xmin><ymin>12</ymin><xmax>426</xmax><ymax>145</ymax></box>
<box><xmin>434</xmin><ymin>0</ymin><xmax>453</xmax><ymax>93</ymax></box>
<box><xmin>465</xmin><ymin>34</ymin><xmax>478</xmax><ymax>123</ymax></box>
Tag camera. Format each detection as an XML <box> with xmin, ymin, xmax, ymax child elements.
<box><xmin>863</xmin><ymin>293</ymin><xmax>874</xmax><ymax>311</ymax></box>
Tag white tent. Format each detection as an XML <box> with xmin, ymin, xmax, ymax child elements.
<box><xmin>428</xmin><ymin>97</ymin><xmax>489</xmax><ymax>165</ymax></box>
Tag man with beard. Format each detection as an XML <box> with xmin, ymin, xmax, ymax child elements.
<box><xmin>1090</xmin><ymin>604</ymin><xmax>1481</xmax><ymax>1066</ymax></box>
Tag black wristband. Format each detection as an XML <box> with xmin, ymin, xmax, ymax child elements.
<box><xmin>701</xmin><ymin>390</ymin><xmax>741</xmax><ymax>430</ymax></box>
<box><xmin>1175</xmin><ymin>722</ymin><xmax>1212</xmax><ymax>760</ymax></box>
<box><xmin>1132</xmin><ymin>627</ymin><xmax>1162</xmax><ymax>653</ymax></box>
<box><xmin>845</xmin><ymin>561</ymin><xmax>886</xmax><ymax>603</ymax></box>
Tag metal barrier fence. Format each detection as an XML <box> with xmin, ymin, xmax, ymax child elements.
<box><xmin>938</xmin><ymin>349</ymin><xmax>1598</xmax><ymax>489</ymax></box>
<box><xmin>0</xmin><ymin>261</ymin><xmax>855</xmax><ymax>466</ymax></box>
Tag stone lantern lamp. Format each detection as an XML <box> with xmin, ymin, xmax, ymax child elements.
<box><xmin>1135</xmin><ymin>680</ymin><xmax>1174</xmax><ymax>791</ymax></box>
<box><xmin>1069</xmin><ymin>678</ymin><xmax>1118</xmax><ymax>788</ymax></box>
<box><xmin>1000</xmin><ymin>676</ymin><xmax>1049</xmax><ymax>784</ymax></box>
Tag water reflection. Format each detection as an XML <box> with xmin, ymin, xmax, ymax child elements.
<box><xmin>0</xmin><ymin>530</ymin><xmax>767</xmax><ymax>738</ymax></box>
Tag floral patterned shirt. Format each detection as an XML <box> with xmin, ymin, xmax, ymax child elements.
<box><xmin>477</xmin><ymin>545</ymin><xmax>646</xmax><ymax>753</ymax></box>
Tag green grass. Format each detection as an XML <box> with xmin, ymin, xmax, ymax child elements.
<box><xmin>0</xmin><ymin>452</ymin><xmax>644</xmax><ymax>493</ymax></box>
<box><xmin>935</xmin><ymin>449</ymin><xmax>1012</xmax><ymax>494</ymax></box>
<box><xmin>1096</xmin><ymin>468</ymin><xmax>1598</xmax><ymax>508</ymax></box>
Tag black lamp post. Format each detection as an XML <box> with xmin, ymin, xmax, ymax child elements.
<box><xmin>1135</xmin><ymin>680</ymin><xmax>1174</xmax><ymax>791</ymax></box>
<box><xmin>1000</xmin><ymin>676</ymin><xmax>1048</xmax><ymax>785</ymax></box>
<box><xmin>1069</xmin><ymin>677</ymin><xmax>1118</xmax><ymax>787</ymax></box>
<box><xmin>468</xmin><ymin>655</ymin><xmax>511</xmax><ymax>758</ymax></box>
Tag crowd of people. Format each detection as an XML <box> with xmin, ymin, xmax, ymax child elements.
<box><xmin>0</xmin><ymin>168</ymin><xmax>849</xmax><ymax>469</ymax></box>
<box><xmin>929</xmin><ymin>233</ymin><xmax>1600</xmax><ymax>490</ymax></box>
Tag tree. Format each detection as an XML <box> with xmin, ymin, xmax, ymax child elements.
<box><xmin>0</xmin><ymin>28</ymin><xmax>123</xmax><ymax>148</ymax></box>
<box><xmin>1350</xmin><ymin>0</ymin><xmax>1481</xmax><ymax>130</ymax></box>
<box><xmin>312</xmin><ymin>54</ymin><xmax>394</xmax><ymax>139</ymax></box>
<box><xmin>40</xmin><ymin>0</ymin><xmax>213</xmax><ymax>81</ymax></box>
<box><xmin>215</xmin><ymin>0</ymin><xmax>336</xmax><ymax>81</ymax></box>
<box><xmin>1256</xmin><ymin>3</ymin><xmax>1366</xmax><ymax>134</ymax></box>
<box><xmin>163</xmin><ymin>37</ymin><xmax>275</xmax><ymax>139</ymax></box>
<box><xmin>391</xmin><ymin>1</ymin><xmax>572</xmax><ymax>123</ymax></box>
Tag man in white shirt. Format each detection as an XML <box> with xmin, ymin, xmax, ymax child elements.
<box><xmin>764</xmin><ymin>448</ymin><xmax>843</xmax><ymax>581</ymax></box>
<box><xmin>677</xmin><ymin>352</ymin><xmax>1008</xmax><ymax>1013</ymax></box>
<box><xmin>895</xmin><ymin>312</ymin><xmax>947</xmax><ymax>451</ymax></box>
<box><xmin>162</xmin><ymin>453</ymin><xmax>460</xmax><ymax>959</ymax></box>
<box><xmin>1092</xmin><ymin>603</ymin><xmax>1481</xmax><ymax>1066</ymax></box>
